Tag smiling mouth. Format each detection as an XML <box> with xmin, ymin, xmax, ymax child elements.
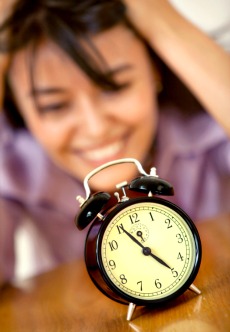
<box><xmin>81</xmin><ymin>140</ymin><xmax>124</xmax><ymax>162</ymax></box>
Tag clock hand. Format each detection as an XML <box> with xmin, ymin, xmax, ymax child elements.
<box><xmin>121</xmin><ymin>226</ymin><xmax>171</xmax><ymax>269</ymax></box>
<box><xmin>143</xmin><ymin>248</ymin><xmax>171</xmax><ymax>269</ymax></box>
<box><xmin>136</xmin><ymin>230</ymin><xmax>145</xmax><ymax>242</ymax></box>
<box><xmin>122</xmin><ymin>227</ymin><xmax>144</xmax><ymax>248</ymax></box>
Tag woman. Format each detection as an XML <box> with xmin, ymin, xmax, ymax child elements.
<box><xmin>0</xmin><ymin>0</ymin><xmax>230</xmax><ymax>285</ymax></box>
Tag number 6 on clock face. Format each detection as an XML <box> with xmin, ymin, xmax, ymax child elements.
<box><xmin>75</xmin><ymin>158</ymin><xmax>202</xmax><ymax>321</ymax></box>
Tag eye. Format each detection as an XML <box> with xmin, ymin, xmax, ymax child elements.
<box><xmin>101</xmin><ymin>82</ymin><xmax>132</xmax><ymax>97</ymax></box>
<box><xmin>38</xmin><ymin>101</ymin><xmax>71</xmax><ymax>113</ymax></box>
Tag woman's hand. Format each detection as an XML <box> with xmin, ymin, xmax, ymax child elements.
<box><xmin>124</xmin><ymin>0</ymin><xmax>230</xmax><ymax>136</ymax></box>
<box><xmin>0</xmin><ymin>0</ymin><xmax>14</xmax><ymax>109</ymax></box>
<box><xmin>123</xmin><ymin>0</ymin><xmax>174</xmax><ymax>41</ymax></box>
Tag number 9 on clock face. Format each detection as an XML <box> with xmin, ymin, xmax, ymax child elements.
<box><xmin>91</xmin><ymin>197</ymin><xmax>201</xmax><ymax>305</ymax></box>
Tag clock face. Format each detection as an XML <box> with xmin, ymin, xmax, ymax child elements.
<box><xmin>97</xmin><ymin>197</ymin><xmax>201</xmax><ymax>304</ymax></box>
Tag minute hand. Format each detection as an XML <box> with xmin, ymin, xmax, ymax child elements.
<box><xmin>121</xmin><ymin>226</ymin><xmax>170</xmax><ymax>269</ymax></box>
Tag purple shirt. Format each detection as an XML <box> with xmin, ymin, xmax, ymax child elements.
<box><xmin>1</xmin><ymin>107</ymin><xmax>230</xmax><ymax>283</ymax></box>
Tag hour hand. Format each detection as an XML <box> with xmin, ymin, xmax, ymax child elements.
<box><xmin>144</xmin><ymin>248</ymin><xmax>171</xmax><ymax>269</ymax></box>
<box><xmin>121</xmin><ymin>226</ymin><xmax>170</xmax><ymax>269</ymax></box>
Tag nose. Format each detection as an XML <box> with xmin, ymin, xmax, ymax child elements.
<box><xmin>78</xmin><ymin>97</ymin><xmax>108</xmax><ymax>138</ymax></box>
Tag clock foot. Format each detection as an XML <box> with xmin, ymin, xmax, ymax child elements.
<box><xmin>127</xmin><ymin>303</ymin><xmax>136</xmax><ymax>321</ymax></box>
<box><xmin>189</xmin><ymin>283</ymin><xmax>201</xmax><ymax>295</ymax></box>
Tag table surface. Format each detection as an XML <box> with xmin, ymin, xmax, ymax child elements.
<box><xmin>0</xmin><ymin>214</ymin><xmax>229</xmax><ymax>332</ymax></box>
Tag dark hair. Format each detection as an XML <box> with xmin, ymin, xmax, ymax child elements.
<box><xmin>0</xmin><ymin>0</ymin><xmax>133</xmax><ymax>128</ymax></box>
<box><xmin>0</xmin><ymin>0</ymin><xmax>203</xmax><ymax>129</ymax></box>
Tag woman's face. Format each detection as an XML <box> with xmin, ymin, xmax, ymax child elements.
<box><xmin>9</xmin><ymin>25</ymin><xmax>159</xmax><ymax>192</ymax></box>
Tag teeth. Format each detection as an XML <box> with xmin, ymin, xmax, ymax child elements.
<box><xmin>83</xmin><ymin>141</ymin><xmax>123</xmax><ymax>161</ymax></box>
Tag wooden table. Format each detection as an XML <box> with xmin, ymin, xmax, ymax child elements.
<box><xmin>0</xmin><ymin>214</ymin><xmax>229</xmax><ymax>332</ymax></box>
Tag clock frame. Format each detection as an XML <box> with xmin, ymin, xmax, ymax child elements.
<box><xmin>75</xmin><ymin>158</ymin><xmax>202</xmax><ymax>320</ymax></box>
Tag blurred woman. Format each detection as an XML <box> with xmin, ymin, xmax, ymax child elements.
<box><xmin>0</xmin><ymin>0</ymin><xmax>229</xmax><ymax>285</ymax></box>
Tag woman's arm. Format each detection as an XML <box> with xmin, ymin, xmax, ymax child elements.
<box><xmin>124</xmin><ymin>0</ymin><xmax>230</xmax><ymax>136</ymax></box>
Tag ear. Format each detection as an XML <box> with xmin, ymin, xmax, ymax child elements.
<box><xmin>75</xmin><ymin>192</ymin><xmax>111</xmax><ymax>230</ymax></box>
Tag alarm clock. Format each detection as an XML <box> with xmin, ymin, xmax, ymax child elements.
<box><xmin>75</xmin><ymin>158</ymin><xmax>202</xmax><ymax>321</ymax></box>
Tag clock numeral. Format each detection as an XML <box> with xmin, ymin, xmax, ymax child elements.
<box><xmin>149</xmin><ymin>212</ymin><xmax>154</xmax><ymax>221</ymax></box>
<box><xmin>154</xmin><ymin>278</ymin><xmax>162</xmax><ymax>289</ymax></box>
<box><xmin>137</xmin><ymin>280</ymin><xmax>143</xmax><ymax>291</ymax></box>
<box><xmin>116</xmin><ymin>224</ymin><xmax>124</xmax><ymax>234</ymax></box>
<box><xmin>171</xmin><ymin>268</ymin><xmax>179</xmax><ymax>278</ymax></box>
<box><xmin>165</xmin><ymin>218</ymin><xmax>173</xmax><ymax>229</ymax></box>
<box><xmin>176</xmin><ymin>233</ymin><xmax>184</xmax><ymax>243</ymax></box>
<box><xmin>108</xmin><ymin>240</ymin><xmax>118</xmax><ymax>251</ymax></box>
<box><xmin>177</xmin><ymin>252</ymin><xmax>184</xmax><ymax>261</ymax></box>
<box><xmin>120</xmin><ymin>274</ymin><xmax>128</xmax><ymax>284</ymax></box>
<box><xmin>108</xmin><ymin>260</ymin><xmax>116</xmax><ymax>270</ymax></box>
<box><xmin>129</xmin><ymin>213</ymin><xmax>140</xmax><ymax>224</ymax></box>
